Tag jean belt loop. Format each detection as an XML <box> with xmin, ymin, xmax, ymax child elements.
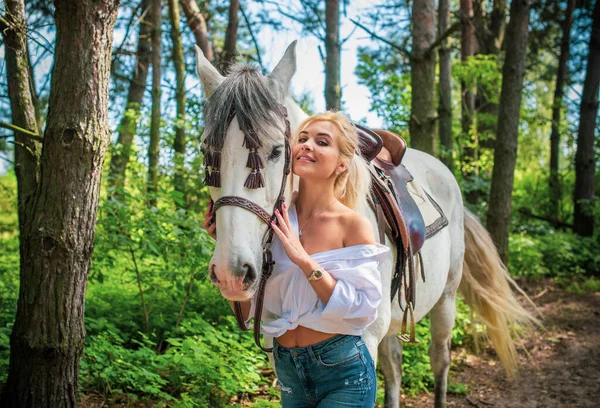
<box><xmin>307</xmin><ymin>346</ymin><xmax>317</xmax><ymax>363</ymax></box>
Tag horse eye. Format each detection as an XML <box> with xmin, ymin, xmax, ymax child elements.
<box><xmin>269</xmin><ymin>146</ymin><xmax>283</xmax><ymax>161</ymax></box>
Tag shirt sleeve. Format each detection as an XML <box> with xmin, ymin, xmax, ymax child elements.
<box><xmin>315</xmin><ymin>259</ymin><xmax>383</xmax><ymax>331</ymax></box>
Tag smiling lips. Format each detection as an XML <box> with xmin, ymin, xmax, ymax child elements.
<box><xmin>297</xmin><ymin>154</ymin><xmax>315</xmax><ymax>162</ymax></box>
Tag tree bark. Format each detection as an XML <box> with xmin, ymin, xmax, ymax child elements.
<box><xmin>1</xmin><ymin>0</ymin><xmax>40</xmax><ymax>229</ymax></box>
<box><xmin>410</xmin><ymin>0</ymin><xmax>437</xmax><ymax>155</ymax></box>
<box><xmin>438</xmin><ymin>0</ymin><xmax>453</xmax><ymax>170</ymax></box>
<box><xmin>573</xmin><ymin>0</ymin><xmax>600</xmax><ymax>236</ymax></box>
<box><xmin>109</xmin><ymin>0</ymin><xmax>152</xmax><ymax>194</ymax></box>
<box><xmin>147</xmin><ymin>0</ymin><xmax>162</xmax><ymax>206</ymax></box>
<box><xmin>461</xmin><ymin>0</ymin><xmax>479</xmax><ymax>204</ymax></box>
<box><xmin>168</xmin><ymin>0</ymin><xmax>187</xmax><ymax>205</ymax></box>
<box><xmin>325</xmin><ymin>0</ymin><xmax>341</xmax><ymax>110</ymax></box>
<box><xmin>222</xmin><ymin>0</ymin><xmax>239</xmax><ymax>70</ymax></box>
<box><xmin>180</xmin><ymin>0</ymin><xmax>213</xmax><ymax>61</ymax></box>
<box><xmin>0</xmin><ymin>0</ymin><xmax>119</xmax><ymax>406</ymax></box>
<box><xmin>549</xmin><ymin>0</ymin><xmax>575</xmax><ymax>218</ymax></box>
<box><xmin>487</xmin><ymin>0</ymin><xmax>531</xmax><ymax>263</ymax></box>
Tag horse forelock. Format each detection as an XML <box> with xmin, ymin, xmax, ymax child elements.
<box><xmin>203</xmin><ymin>64</ymin><xmax>285</xmax><ymax>150</ymax></box>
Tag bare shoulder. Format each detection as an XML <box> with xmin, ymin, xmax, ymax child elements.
<box><xmin>339</xmin><ymin>209</ymin><xmax>377</xmax><ymax>247</ymax></box>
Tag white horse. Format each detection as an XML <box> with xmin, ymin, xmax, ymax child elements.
<box><xmin>196</xmin><ymin>42</ymin><xmax>536</xmax><ymax>408</ymax></box>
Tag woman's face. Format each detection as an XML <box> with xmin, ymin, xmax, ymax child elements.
<box><xmin>292</xmin><ymin>120</ymin><xmax>346</xmax><ymax>179</ymax></box>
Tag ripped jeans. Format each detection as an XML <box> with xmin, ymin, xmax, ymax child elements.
<box><xmin>273</xmin><ymin>334</ymin><xmax>376</xmax><ymax>407</ymax></box>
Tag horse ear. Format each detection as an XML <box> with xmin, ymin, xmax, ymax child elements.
<box><xmin>267</xmin><ymin>40</ymin><xmax>297</xmax><ymax>99</ymax></box>
<box><xmin>195</xmin><ymin>44</ymin><xmax>224</xmax><ymax>97</ymax></box>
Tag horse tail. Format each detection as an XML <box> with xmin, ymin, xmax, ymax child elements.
<box><xmin>459</xmin><ymin>208</ymin><xmax>540</xmax><ymax>379</ymax></box>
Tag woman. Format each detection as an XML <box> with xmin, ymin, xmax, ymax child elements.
<box><xmin>204</xmin><ymin>111</ymin><xmax>389</xmax><ymax>407</ymax></box>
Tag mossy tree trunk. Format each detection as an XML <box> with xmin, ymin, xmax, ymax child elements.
<box><xmin>169</xmin><ymin>0</ymin><xmax>187</xmax><ymax>206</ymax></box>
<box><xmin>438</xmin><ymin>0</ymin><xmax>453</xmax><ymax>171</ymax></box>
<box><xmin>147</xmin><ymin>0</ymin><xmax>162</xmax><ymax>206</ymax></box>
<box><xmin>1</xmin><ymin>0</ymin><xmax>40</xmax><ymax>227</ymax></box>
<box><xmin>109</xmin><ymin>0</ymin><xmax>152</xmax><ymax>195</ymax></box>
<box><xmin>222</xmin><ymin>0</ymin><xmax>239</xmax><ymax>70</ymax></box>
<box><xmin>487</xmin><ymin>0</ymin><xmax>531</xmax><ymax>263</ymax></box>
<box><xmin>573</xmin><ymin>0</ymin><xmax>599</xmax><ymax>237</ymax></box>
<box><xmin>410</xmin><ymin>0</ymin><xmax>436</xmax><ymax>155</ymax></box>
<box><xmin>549</xmin><ymin>0</ymin><xmax>575</xmax><ymax>219</ymax></box>
<box><xmin>0</xmin><ymin>0</ymin><xmax>119</xmax><ymax>406</ymax></box>
<box><xmin>325</xmin><ymin>0</ymin><xmax>341</xmax><ymax>110</ymax></box>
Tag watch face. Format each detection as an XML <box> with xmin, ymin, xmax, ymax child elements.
<box><xmin>310</xmin><ymin>269</ymin><xmax>324</xmax><ymax>280</ymax></box>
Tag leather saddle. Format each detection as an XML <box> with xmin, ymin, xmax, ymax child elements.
<box><xmin>355</xmin><ymin>124</ymin><xmax>426</xmax><ymax>343</ymax></box>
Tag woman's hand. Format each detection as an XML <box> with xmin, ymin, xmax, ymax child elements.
<box><xmin>202</xmin><ymin>200</ymin><xmax>217</xmax><ymax>240</ymax></box>
<box><xmin>271</xmin><ymin>204</ymin><xmax>311</xmax><ymax>268</ymax></box>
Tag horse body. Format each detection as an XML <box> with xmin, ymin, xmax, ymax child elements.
<box><xmin>196</xmin><ymin>42</ymin><xmax>535</xmax><ymax>408</ymax></box>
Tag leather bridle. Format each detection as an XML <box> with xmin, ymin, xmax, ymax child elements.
<box><xmin>209</xmin><ymin>105</ymin><xmax>292</xmax><ymax>352</ymax></box>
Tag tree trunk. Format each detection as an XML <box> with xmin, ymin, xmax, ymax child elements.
<box><xmin>179</xmin><ymin>0</ymin><xmax>213</xmax><ymax>61</ymax></box>
<box><xmin>410</xmin><ymin>0</ymin><xmax>436</xmax><ymax>155</ymax></box>
<box><xmin>487</xmin><ymin>0</ymin><xmax>531</xmax><ymax>263</ymax></box>
<box><xmin>325</xmin><ymin>0</ymin><xmax>341</xmax><ymax>110</ymax></box>
<box><xmin>573</xmin><ymin>0</ymin><xmax>600</xmax><ymax>237</ymax></box>
<box><xmin>147</xmin><ymin>0</ymin><xmax>162</xmax><ymax>206</ymax></box>
<box><xmin>0</xmin><ymin>0</ymin><xmax>119</xmax><ymax>406</ymax></box>
<box><xmin>438</xmin><ymin>0</ymin><xmax>453</xmax><ymax>170</ymax></box>
<box><xmin>549</xmin><ymin>0</ymin><xmax>575</xmax><ymax>218</ymax></box>
<box><xmin>461</xmin><ymin>0</ymin><xmax>479</xmax><ymax>204</ymax></box>
<box><xmin>2</xmin><ymin>0</ymin><xmax>40</xmax><ymax>229</ymax></box>
<box><xmin>168</xmin><ymin>0</ymin><xmax>187</xmax><ymax>205</ymax></box>
<box><xmin>222</xmin><ymin>0</ymin><xmax>239</xmax><ymax>70</ymax></box>
<box><xmin>109</xmin><ymin>0</ymin><xmax>152</xmax><ymax>194</ymax></box>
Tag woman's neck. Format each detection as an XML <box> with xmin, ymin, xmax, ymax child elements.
<box><xmin>295</xmin><ymin>179</ymin><xmax>338</xmax><ymax>217</ymax></box>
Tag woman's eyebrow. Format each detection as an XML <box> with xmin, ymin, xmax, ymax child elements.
<box><xmin>299</xmin><ymin>130</ymin><xmax>333</xmax><ymax>139</ymax></box>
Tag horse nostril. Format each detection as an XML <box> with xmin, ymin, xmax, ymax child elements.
<box><xmin>242</xmin><ymin>263</ymin><xmax>257</xmax><ymax>287</ymax></box>
<box><xmin>209</xmin><ymin>264</ymin><xmax>219</xmax><ymax>284</ymax></box>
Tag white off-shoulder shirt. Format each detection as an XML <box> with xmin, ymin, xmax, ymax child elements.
<box><xmin>253</xmin><ymin>205</ymin><xmax>390</xmax><ymax>338</ymax></box>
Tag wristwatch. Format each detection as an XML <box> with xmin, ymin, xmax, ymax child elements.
<box><xmin>307</xmin><ymin>268</ymin><xmax>325</xmax><ymax>282</ymax></box>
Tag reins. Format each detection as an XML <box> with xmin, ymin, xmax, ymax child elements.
<box><xmin>207</xmin><ymin>105</ymin><xmax>292</xmax><ymax>353</ymax></box>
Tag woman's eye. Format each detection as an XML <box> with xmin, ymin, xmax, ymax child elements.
<box><xmin>318</xmin><ymin>141</ymin><xmax>329</xmax><ymax>146</ymax></box>
<box><xmin>298</xmin><ymin>137</ymin><xmax>307</xmax><ymax>143</ymax></box>
<box><xmin>269</xmin><ymin>146</ymin><xmax>283</xmax><ymax>160</ymax></box>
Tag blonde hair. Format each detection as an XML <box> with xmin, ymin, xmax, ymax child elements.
<box><xmin>293</xmin><ymin>111</ymin><xmax>371</xmax><ymax>210</ymax></box>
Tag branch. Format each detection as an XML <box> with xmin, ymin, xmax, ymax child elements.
<box><xmin>0</xmin><ymin>121</ymin><xmax>42</xmax><ymax>141</ymax></box>
<box><xmin>349</xmin><ymin>18</ymin><xmax>411</xmax><ymax>58</ymax></box>
<box><xmin>426</xmin><ymin>21</ymin><xmax>462</xmax><ymax>56</ymax></box>
<box><xmin>518</xmin><ymin>208</ymin><xmax>573</xmax><ymax>230</ymax></box>
<box><xmin>239</xmin><ymin>4</ymin><xmax>265</xmax><ymax>72</ymax></box>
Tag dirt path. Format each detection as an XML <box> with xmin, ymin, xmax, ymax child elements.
<box><xmin>403</xmin><ymin>280</ymin><xmax>600</xmax><ymax>408</ymax></box>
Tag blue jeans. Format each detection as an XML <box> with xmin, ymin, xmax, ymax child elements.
<box><xmin>273</xmin><ymin>334</ymin><xmax>377</xmax><ymax>407</ymax></box>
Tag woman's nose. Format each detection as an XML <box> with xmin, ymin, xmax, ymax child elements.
<box><xmin>302</xmin><ymin>141</ymin><xmax>313</xmax><ymax>150</ymax></box>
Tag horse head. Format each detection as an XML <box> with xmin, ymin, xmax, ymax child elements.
<box><xmin>196</xmin><ymin>41</ymin><xmax>306</xmax><ymax>301</ymax></box>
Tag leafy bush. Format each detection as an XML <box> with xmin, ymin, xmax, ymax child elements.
<box><xmin>509</xmin><ymin>230</ymin><xmax>600</xmax><ymax>278</ymax></box>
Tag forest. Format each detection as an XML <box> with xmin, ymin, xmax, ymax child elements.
<box><xmin>0</xmin><ymin>0</ymin><xmax>598</xmax><ymax>407</ymax></box>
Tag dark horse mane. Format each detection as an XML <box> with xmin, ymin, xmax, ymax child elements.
<box><xmin>203</xmin><ymin>64</ymin><xmax>286</xmax><ymax>150</ymax></box>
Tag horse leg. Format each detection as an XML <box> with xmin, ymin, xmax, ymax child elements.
<box><xmin>378</xmin><ymin>334</ymin><xmax>403</xmax><ymax>408</ymax></box>
<box><xmin>428</xmin><ymin>294</ymin><xmax>456</xmax><ymax>408</ymax></box>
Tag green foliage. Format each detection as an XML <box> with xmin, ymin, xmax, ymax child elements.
<box><xmin>0</xmin><ymin>174</ymin><xmax>18</xmax><ymax>384</ymax></box>
<box><xmin>355</xmin><ymin>50</ymin><xmax>412</xmax><ymax>142</ymax></box>
<box><xmin>509</xmin><ymin>230</ymin><xmax>600</xmax><ymax>278</ymax></box>
<box><xmin>80</xmin><ymin>318</ymin><xmax>269</xmax><ymax>407</ymax></box>
<box><xmin>565</xmin><ymin>277</ymin><xmax>600</xmax><ymax>295</ymax></box>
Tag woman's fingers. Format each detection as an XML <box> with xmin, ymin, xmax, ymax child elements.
<box><xmin>282</xmin><ymin>203</ymin><xmax>292</xmax><ymax>228</ymax></box>
<box><xmin>270</xmin><ymin>221</ymin><xmax>287</xmax><ymax>243</ymax></box>
<box><xmin>275</xmin><ymin>209</ymin><xmax>290</xmax><ymax>236</ymax></box>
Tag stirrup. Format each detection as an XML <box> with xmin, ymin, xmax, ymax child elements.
<box><xmin>397</xmin><ymin>302</ymin><xmax>420</xmax><ymax>343</ymax></box>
